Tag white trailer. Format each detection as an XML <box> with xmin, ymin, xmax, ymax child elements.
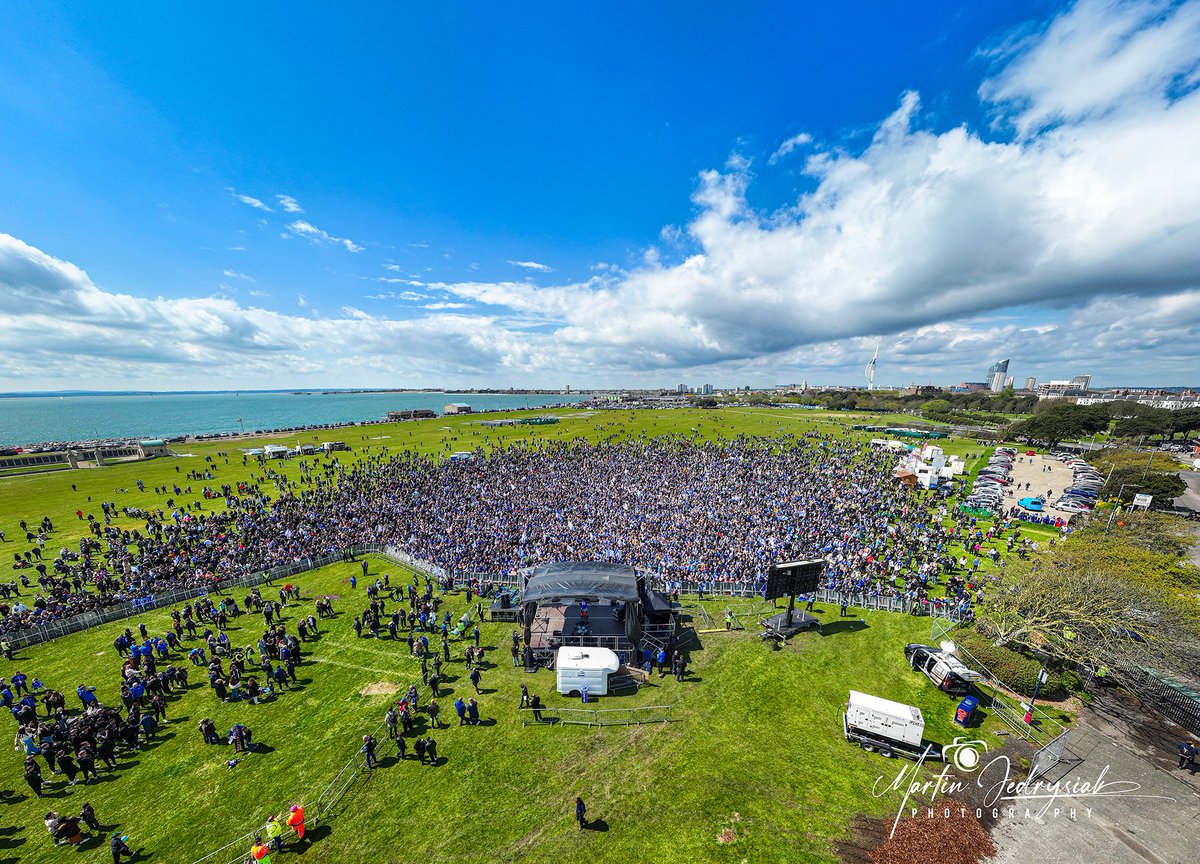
<box><xmin>843</xmin><ymin>690</ymin><xmax>942</xmax><ymax>760</ymax></box>
<box><xmin>556</xmin><ymin>647</ymin><xmax>621</xmax><ymax>697</ymax></box>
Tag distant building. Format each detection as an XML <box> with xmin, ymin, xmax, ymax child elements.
<box><xmin>987</xmin><ymin>359</ymin><xmax>1010</xmax><ymax>393</ymax></box>
<box><xmin>386</xmin><ymin>409</ymin><xmax>437</xmax><ymax>421</ymax></box>
<box><xmin>1070</xmin><ymin>374</ymin><xmax>1092</xmax><ymax>390</ymax></box>
<box><xmin>702</xmin><ymin>384</ymin><xmax>713</xmax><ymax>395</ymax></box>
<box><xmin>138</xmin><ymin>439</ymin><xmax>168</xmax><ymax>458</ymax></box>
<box><xmin>443</xmin><ymin>402</ymin><xmax>473</xmax><ymax>415</ymax></box>
<box><xmin>1076</xmin><ymin>392</ymin><xmax>1200</xmax><ymax>411</ymax></box>
<box><xmin>1004</xmin><ymin>376</ymin><xmax>1014</xmax><ymax>389</ymax></box>
<box><xmin>1024</xmin><ymin>377</ymin><xmax>1037</xmax><ymax>391</ymax></box>
<box><xmin>677</xmin><ymin>384</ymin><xmax>687</xmax><ymax>393</ymax></box>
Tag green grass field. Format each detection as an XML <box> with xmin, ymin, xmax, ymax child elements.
<box><xmin>0</xmin><ymin>556</ymin><xmax>1009</xmax><ymax>864</ymax></box>
<box><xmin>0</xmin><ymin>407</ymin><xmax>1033</xmax><ymax>863</ymax></box>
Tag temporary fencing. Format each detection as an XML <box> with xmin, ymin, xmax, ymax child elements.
<box><xmin>518</xmin><ymin>704</ymin><xmax>675</xmax><ymax>728</ymax></box>
<box><xmin>188</xmin><ymin>675</ymin><xmax>432</xmax><ymax>864</ymax></box>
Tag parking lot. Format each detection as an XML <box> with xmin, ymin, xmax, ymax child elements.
<box><xmin>991</xmin><ymin>452</ymin><xmax>1082</xmax><ymax>521</ymax></box>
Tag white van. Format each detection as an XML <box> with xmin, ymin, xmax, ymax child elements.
<box><xmin>555</xmin><ymin>647</ymin><xmax>621</xmax><ymax>696</ymax></box>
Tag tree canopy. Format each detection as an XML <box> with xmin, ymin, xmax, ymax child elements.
<box><xmin>976</xmin><ymin>515</ymin><xmax>1200</xmax><ymax>681</ymax></box>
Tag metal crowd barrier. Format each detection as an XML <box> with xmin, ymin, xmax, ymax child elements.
<box><xmin>518</xmin><ymin>704</ymin><xmax>675</xmax><ymax>727</ymax></box>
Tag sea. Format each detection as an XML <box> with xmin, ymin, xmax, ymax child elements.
<box><xmin>0</xmin><ymin>390</ymin><xmax>589</xmax><ymax>448</ymax></box>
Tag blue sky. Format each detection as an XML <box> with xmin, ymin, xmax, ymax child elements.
<box><xmin>2</xmin><ymin>1</ymin><xmax>1199</xmax><ymax>391</ymax></box>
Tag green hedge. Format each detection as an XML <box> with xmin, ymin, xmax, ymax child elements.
<box><xmin>954</xmin><ymin>629</ymin><xmax>1082</xmax><ymax>700</ymax></box>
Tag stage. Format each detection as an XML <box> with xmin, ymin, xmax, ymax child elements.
<box><xmin>527</xmin><ymin>602</ymin><xmax>630</xmax><ymax>651</ymax></box>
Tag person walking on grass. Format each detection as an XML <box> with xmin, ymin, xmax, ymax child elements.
<box><xmin>575</xmin><ymin>797</ymin><xmax>587</xmax><ymax>830</ymax></box>
<box><xmin>362</xmin><ymin>734</ymin><xmax>378</xmax><ymax>769</ymax></box>
<box><xmin>111</xmin><ymin>832</ymin><xmax>137</xmax><ymax>864</ymax></box>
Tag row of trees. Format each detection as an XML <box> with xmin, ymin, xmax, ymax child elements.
<box><xmin>1006</xmin><ymin>401</ymin><xmax>1200</xmax><ymax>448</ymax></box>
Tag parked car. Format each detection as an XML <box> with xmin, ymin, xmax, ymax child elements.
<box><xmin>904</xmin><ymin>644</ymin><xmax>983</xmax><ymax>695</ymax></box>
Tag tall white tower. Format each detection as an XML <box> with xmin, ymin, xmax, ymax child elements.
<box><xmin>865</xmin><ymin>343</ymin><xmax>879</xmax><ymax>390</ymax></box>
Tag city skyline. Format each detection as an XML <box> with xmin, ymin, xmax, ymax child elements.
<box><xmin>2</xmin><ymin>1</ymin><xmax>1200</xmax><ymax>392</ymax></box>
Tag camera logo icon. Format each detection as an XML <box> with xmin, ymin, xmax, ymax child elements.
<box><xmin>943</xmin><ymin>737</ymin><xmax>988</xmax><ymax>772</ymax></box>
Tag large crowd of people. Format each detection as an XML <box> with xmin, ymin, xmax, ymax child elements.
<box><xmin>2</xmin><ymin>433</ymin><xmax>1017</xmax><ymax>637</ymax></box>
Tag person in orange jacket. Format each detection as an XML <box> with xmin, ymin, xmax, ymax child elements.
<box><xmin>250</xmin><ymin>836</ymin><xmax>271</xmax><ymax>863</ymax></box>
<box><xmin>286</xmin><ymin>804</ymin><xmax>305</xmax><ymax>843</ymax></box>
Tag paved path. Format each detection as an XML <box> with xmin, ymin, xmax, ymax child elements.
<box><xmin>988</xmin><ymin>690</ymin><xmax>1200</xmax><ymax>863</ymax></box>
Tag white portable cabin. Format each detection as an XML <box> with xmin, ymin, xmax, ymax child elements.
<box><xmin>263</xmin><ymin>445</ymin><xmax>290</xmax><ymax>460</ymax></box>
<box><xmin>846</xmin><ymin>690</ymin><xmax>925</xmax><ymax>748</ymax></box>
<box><xmin>556</xmin><ymin>647</ymin><xmax>621</xmax><ymax>696</ymax></box>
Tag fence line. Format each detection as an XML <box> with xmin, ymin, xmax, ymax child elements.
<box><xmin>188</xmin><ymin>677</ymin><xmax>429</xmax><ymax>864</ymax></box>
<box><xmin>9</xmin><ymin>546</ymin><xmax>979</xmax><ymax>652</ymax></box>
<box><xmin>518</xmin><ymin>704</ymin><xmax>675</xmax><ymax>727</ymax></box>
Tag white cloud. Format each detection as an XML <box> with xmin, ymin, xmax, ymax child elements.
<box><xmin>286</xmin><ymin>220</ymin><xmax>364</xmax><ymax>253</ymax></box>
<box><xmin>768</xmin><ymin>132</ymin><xmax>813</xmax><ymax>164</ymax></box>
<box><xmin>3</xmin><ymin>1</ymin><xmax>1200</xmax><ymax>390</ymax></box>
<box><xmin>979</xmin><ymin>0</ymin><xmax>1200</xmax><ymax>138</ymax></box>
<box><xmin>366</xmin><ymin>291</ymin><xmax>427</xmax><ymax>302</ymax></box>
<box><xmin>276</xmin><ymin>194</ymin><xmax>304</xmax><ymax>213</ymax></box>
<box><xmin>222</xmin><ymin>269</ymin><xmax>255</xmax><ymax>282</ymax></box>
<box><xmin>296</xmin><ymin>294</ymin><xmax>307</xmax><ymax>307</ymax></box>
<box><xmin>505</xmin><ymin>259</ymin><xmax>554</xmax><ymax>272</ymax></box>
<box><xmin>232</xmin><ymin>192</ymin><xmax>272</xmax><ymax>211</ymax></box>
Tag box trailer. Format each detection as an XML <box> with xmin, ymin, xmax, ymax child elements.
<box><xmin>556</xmin><ymin>647</ymin><xmax>621</xmax><ymax>697</ymax></box>
<box><xmin>843</xmin><ymin>690</ymin><xmax>942</xmax><ymax>760</ymax></box>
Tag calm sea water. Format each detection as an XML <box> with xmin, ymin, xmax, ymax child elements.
<box><xmin>0</xmin><ymin>391</ymin><xmax>587</xmax><ymax>447</ymax></box>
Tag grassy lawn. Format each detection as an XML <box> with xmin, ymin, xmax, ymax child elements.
<box><xmin>0</xmin><ymin>555</ymin><xmax>1013</xmax><ymax>864</ymax></box>
<box><xmin>0</xmin><ymin>406</ymin><xmax>1050</xmax><ymax>862</ymax></box>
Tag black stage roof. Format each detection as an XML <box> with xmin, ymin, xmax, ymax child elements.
<box><xmin>522</xmin><ymin>561</ymin><xmax>640</xmax><ymax>604</ymax></box>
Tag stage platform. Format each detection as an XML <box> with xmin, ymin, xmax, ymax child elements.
<box><xmin>761</xmin><ymin>610</ymin><xmax>820</xmax><ymax>638</ymax></box>
<box><xmin>528</xmin><ymin>602</ymin><xmax>632</xmax><ymax>651</ymax></box>
<box><xmin>488</xmin><ymin>598</ymin><xmax>519</xmax><ymax>623</ymax></box>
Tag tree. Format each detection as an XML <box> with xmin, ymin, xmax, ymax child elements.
<box><xmin>1010</xmin><ymin>403</ymin><xmax>1109</xmax><ymax>447</ymax></box>
<box><xmin>977</xmin><ymin>521</ymin><xmax>1200</xmax><ymax>679</ymax></box>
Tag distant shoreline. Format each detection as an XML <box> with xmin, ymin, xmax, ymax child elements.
<box><xmin>0</xmin><ymin>388</ymin><xmax>582</xmax><ymax>399</ymax></box>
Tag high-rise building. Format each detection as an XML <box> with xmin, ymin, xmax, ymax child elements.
<box><xmin>677</xmin><ymin>384</ymin><xmax>686</xmax><ymax>394</ymax></box>
<box><xmin>1004</xmin><ymin>376</ymin><xmax>1014</xmax><ymax>389</ymax></box>
<box><xmin>987</xmin><ymin>359</ymin><xmax>1010</xmax><ymax>393</ymax></box>
<box><xmin>702</xmin><ymin>384</ymin><xmax>713</xmax><ymax>395</ymax></box>
<box><xmin>1070</xmin><ymin>374</ymin><xmax>1092</xmax><ymax>390</ymax></box>
<box><xmin>1024</xmin><ymin>377</ymin><xmax>1037</xmax><ymax>391</ymax></box>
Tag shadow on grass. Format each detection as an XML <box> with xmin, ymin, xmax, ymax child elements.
<box><xmin>582</xmin><ymin>819</ymin><xmax>608</xmax><ymax>832</ymax></box>
<box><xmin>817</xmin><ymin>620</ymin><xmax>870</xmax><ymax>637</ymax></box>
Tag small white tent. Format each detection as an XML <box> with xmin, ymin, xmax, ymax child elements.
<box><xmin>556</xmin><ymin>647</ymin><xmax>620</xmax><ymax>696</ymax></box>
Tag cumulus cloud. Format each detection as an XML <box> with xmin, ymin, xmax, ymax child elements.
<box><xmin>276</xmin><ymin>194</ymin><xmax>304</xmax><ymax>213</ymax></box>
<box><xmin>3</xmin><ymin>0</ymin><xmax>1200</xmax><ymax>390</ymax></box>
<box><xmin>505</xmin><ymin>259</ymin><xmax>554</xmax><ymax>272</ymax></box>
<box><xmin>286</xmin><ymin>220</ymin><xmax>364</xmax><ymax>253</ymax></box>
